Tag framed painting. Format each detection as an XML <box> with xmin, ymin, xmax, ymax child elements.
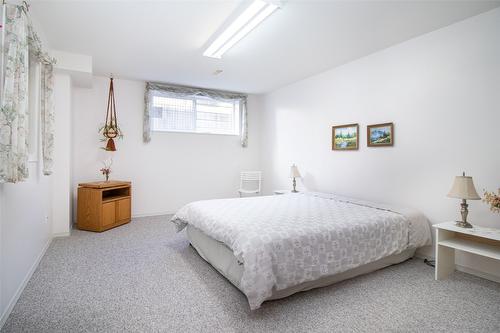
<box><xmin>367</xmin><ymin>122</ymin><xmax>394</xmax><ymax>147</ymax></box>
<box><xmin>332</xmin><ymin>123</ymin><xmax>359</xmax><ymax>150</ymax></box>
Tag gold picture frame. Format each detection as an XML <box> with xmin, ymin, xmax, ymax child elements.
<box><xmin>332</xmin><ymin>123</ymin><xmax>359</xmax><ymax>150</ymax></box>
<box><xmin>367</xmin><ymin>122</ymin><xmax>394</xmax><ymax>147</ymax></box>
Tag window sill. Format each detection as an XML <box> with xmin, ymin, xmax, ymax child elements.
<box><xmin>151</xmin><ymin>129</ymin><xmax>240</xmax><ymax>137</ymax></box>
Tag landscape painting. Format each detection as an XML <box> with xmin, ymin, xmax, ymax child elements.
<box><xmin>332</xmin><ymin>124</ymin><xmax>359</xmax><ymax>150</ymax></box>
<box><xmin>367</xmin><ymin>123</ymin><xmax>394</xmax><ymax>147</ymax></box>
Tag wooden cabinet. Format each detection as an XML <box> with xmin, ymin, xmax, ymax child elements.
<box><xmin>77</xmin><ymin>181</ymin><xmax>132</xmax><ymax>232</ymax></box>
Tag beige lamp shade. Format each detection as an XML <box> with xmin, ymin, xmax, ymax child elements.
<box><xmin>290</xmin><ymin>164</ymin><xmax>301</xmax><ymax>178</ymax></box>
<box><xmin>447</xmin><ymin>174</ymin><xmax>481</xmax><ymax>200</ymax></box>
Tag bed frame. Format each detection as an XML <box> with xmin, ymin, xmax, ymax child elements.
<box><xmin>187</xmin><ymin>225</ymin><xmax>416</xmax><ymax>303</ymax></box>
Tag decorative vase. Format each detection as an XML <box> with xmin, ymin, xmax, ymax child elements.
<box><xmin>100</xmin><ymin>158</ymin><xmax>113</xmax><ymax>183</ymax></box>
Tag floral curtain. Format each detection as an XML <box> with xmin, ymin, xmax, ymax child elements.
<box><xmin>240</xmin><ymin>99</ymin><xmax>248</xmax><ymax>148</ymax></box>
<box><xmin>144</xmin><ymin>82</ymin><xmax>249</xmax><ymax>147</ymax></box>
<box><xmin>0</xmin><ymin>4</ymin><xmax>56</xmax><ymax>182</ymax></box>
<box><xmin>40</xmin><ymin>63</ymin><xmax>54</xmax><ymax>175</ymax></box>
<box><xmin>143</xmin><ymin>86</ymin><xmax>151</xmax><ymax>143</ymax></box>
<box><xmin>0</xmin><ymin>5</ymin><xmax>29</xmax><ymax>183</ymax></box>
<box><xmin>26</xmin><ymin>8</ymin><xmax>56</xmax><ymax>176</ymax></box>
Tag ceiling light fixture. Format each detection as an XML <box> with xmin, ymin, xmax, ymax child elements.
<box><xmin>203</xmin><ymin>0</ymin><xmax>279</xmax><ymax>59</ymax></box>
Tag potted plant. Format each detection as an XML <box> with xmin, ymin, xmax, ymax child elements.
<box><xmin>99</xmin><ymin>76</ymin><xmax>123</xmax><ymax>151</ymax></box>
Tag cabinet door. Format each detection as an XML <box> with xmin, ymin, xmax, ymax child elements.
<box><xmin>102</xmin><ymin>202</ymin><xmax>116</xmax><ymax>227</ymax></box>
<box><xmin>116</xmin><ymin>198</ymin><xmax>131</xmax><ymax>222</ymax></box>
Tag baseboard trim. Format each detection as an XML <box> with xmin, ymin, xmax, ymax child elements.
<box><xmin>0</xmin><ymin>237</ymin><xmax>53</xmax><ymax>329</ymax></box>
<box><xmin>456</xmin><ymin>264</ymin><xmax>500</xmax><ymax>283</ymax></box>
<box><xmin>53</xmin><ymin>231</ymin><xmax>70</xmax><ymax>238</ymax></box>
<box><xmin>132</xmin><ymin>211</ymin><xmax>174</xmax><ymax>218</ymax></box>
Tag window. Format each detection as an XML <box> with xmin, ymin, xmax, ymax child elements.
<box><xmin>150</xmin><ymin>94</ymin><xmax>241</xmax><ymax>135</ymax></box>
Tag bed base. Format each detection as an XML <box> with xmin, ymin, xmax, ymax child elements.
<box><xmin>186</xmin><ymin>225</ymin><xmax>416</xmax><ymax>303</ymax></box>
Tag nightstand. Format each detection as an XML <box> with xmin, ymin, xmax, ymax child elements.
<box><xmin>77</xmin><ymin>180</ymin><xmax>132</xmax><ymax>232</ymax></box>
<box><xmin>434</xmin><ymin>222</ymin><xmax>500</xmax><ymax>280</ymax></box>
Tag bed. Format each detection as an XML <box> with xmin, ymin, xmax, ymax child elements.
<box><xmin>171</xmin><ymin>192</ymin><xmax>432</xmax><ymax>310</ymax></box>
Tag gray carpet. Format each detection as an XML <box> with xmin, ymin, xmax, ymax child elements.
<box><xmin>2</xmin><ymin>216</ymin><xmax>500</xmax><ymax>333</ymax></box>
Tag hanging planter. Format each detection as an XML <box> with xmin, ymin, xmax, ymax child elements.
<box><xmin>99</xmin><ymin>76</ymin><xmax>123</xmax><ymax>151</ymax></box>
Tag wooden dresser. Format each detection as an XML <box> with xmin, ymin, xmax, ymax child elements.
<box><xmin>77</xmin><ymin>180</ymin><xmax>132</xmax><ymax>232</ymax></box>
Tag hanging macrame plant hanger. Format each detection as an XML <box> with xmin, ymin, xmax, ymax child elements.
<box><xmin>103</xmin><ymin>76</ymin><xmax>119</xmax><ymax>151</ymax></box>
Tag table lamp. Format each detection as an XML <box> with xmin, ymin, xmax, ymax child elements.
<box><xmin>447</xmin><ymin>172</ymin><xmax>481</xmax><ymax>228</ymax></box>
<box><xmin>289</xmin><ymin>164</ymin><xmax>301</xmax><ymax>193</ymax></box>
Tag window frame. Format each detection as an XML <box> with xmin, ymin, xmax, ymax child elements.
<box><xmin>149</xmin><ymin>92</ymin><xmax>242</xmax><ymax>137</ymax></box>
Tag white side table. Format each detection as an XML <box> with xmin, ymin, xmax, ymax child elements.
<box><xmin>433</xmin><ymin>222</ymin><xmax>500</xmax><ymax>280</ymax></box>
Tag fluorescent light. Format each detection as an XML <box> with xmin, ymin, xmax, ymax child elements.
<box><xmin>203</xmin><ymin>0</ymin><xmax>279</xmax><ymax>59</ymax></box>
<box><xmin>212</xmin><ymin>4</ymin><xmax>278</xmax><ymax>59</ymax></box>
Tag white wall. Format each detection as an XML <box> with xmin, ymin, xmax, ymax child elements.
<box><xmin>259</xmin><ymin>8</ymin><xmax>500</xmax><ymax>278</ymax></box>
<box><xmin>52</xmin><ymin>74</ymin><xmax>72</xmax><ymax>236</ymax></box>
<box><xmin>0</xmin><ymin>7</ymin><xmax>56</xmax><ymax>326</ymax></box>
<box><xmin>0</xmin><ymin>73</ymin><xmax>75</xmax><ymax>327</ymax></box>
<box><xmin>0</xmin><ymin>50</ymin><xmax>82</xmax><ymax>326</ymax></box>
<box><xmin>0</xmin><ymin>165</ymin><xmax>53</xmax><ymax>326</ymax></box>
<box><xmin>71</xmin><ymin>76</ymin><xmax>261</xmax><ymax>217</ymax></box>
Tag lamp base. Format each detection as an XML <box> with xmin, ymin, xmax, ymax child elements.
<box><xmin>456</xmin><ymin>199</ymin><xmax>473</xmax><ymax>228</ymax></box>
<box><xmin>455</xmin><ymin>220</ymin><xmax>473</xmax><ymax>228</ymax></box>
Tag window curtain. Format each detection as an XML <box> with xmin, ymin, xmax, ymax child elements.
<box><xmin>0</xmin><ymin>4</ymin><xmax>56</xmax><ymax>182</ymax></box>
<box><xmin>0</xmin><ymin>5</ymin><xmax>29</xmax><ymax>183</ymax></box>
<box><xmin>39</xmin><ymin>62</ymin><xmax>54</xmax><ymax>175</ymax></box>
<box><xmin>144</xmin><ymin>82</ymin><xmax>249</xmax><ymax>147</ymax></box>
<box><xmin>28</xmin><ymin>22</ymin><xmax>56</xmax><ymax>175</ymax></box>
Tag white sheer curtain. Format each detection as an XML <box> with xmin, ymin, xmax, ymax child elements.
<box><xmin>0</xmin><ymin>4</ymin><xmax>56</xmax><ymax>182</ymax></box>
<box><xmin>144</xmin><ymin>82</ymin><xmax>249</xmax><ymax>147</ymax></box>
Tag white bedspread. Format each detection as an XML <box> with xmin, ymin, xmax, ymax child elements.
<box><xmin>171</xmin><ymin>192</ymin><xmax>431</xmax><ymax>310</ymax></box>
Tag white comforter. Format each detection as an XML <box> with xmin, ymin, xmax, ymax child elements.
<box><xmin>171</xmin><ymin>192</ymin><xmax>431</xmax><ymax>310</ymax></box>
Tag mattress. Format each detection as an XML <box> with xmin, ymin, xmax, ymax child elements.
<box><xmin>172</xmin><ymin>192</ymin><xmax>431</xmax><ymax>309</ymax></box>
<box><xmin>187</xmin><ymin>224</ymin><xmax>416</xmax><ymax>302</ymax></box>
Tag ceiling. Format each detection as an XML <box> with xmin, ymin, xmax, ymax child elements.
<box><xmin>30</xmin><ymin>0</ymin><xmax>500</xmax><ymax>94</ymax></box>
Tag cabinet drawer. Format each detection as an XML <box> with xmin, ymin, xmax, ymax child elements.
<box><xmin>116</xmin><ymin>198</ymin><xmax>131</xmax><ymax>222</ymax></box>
<box><xmin>102</xmin><ymin>201</ymin><xmax>116</xmax><ymax>227</ymax></box>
